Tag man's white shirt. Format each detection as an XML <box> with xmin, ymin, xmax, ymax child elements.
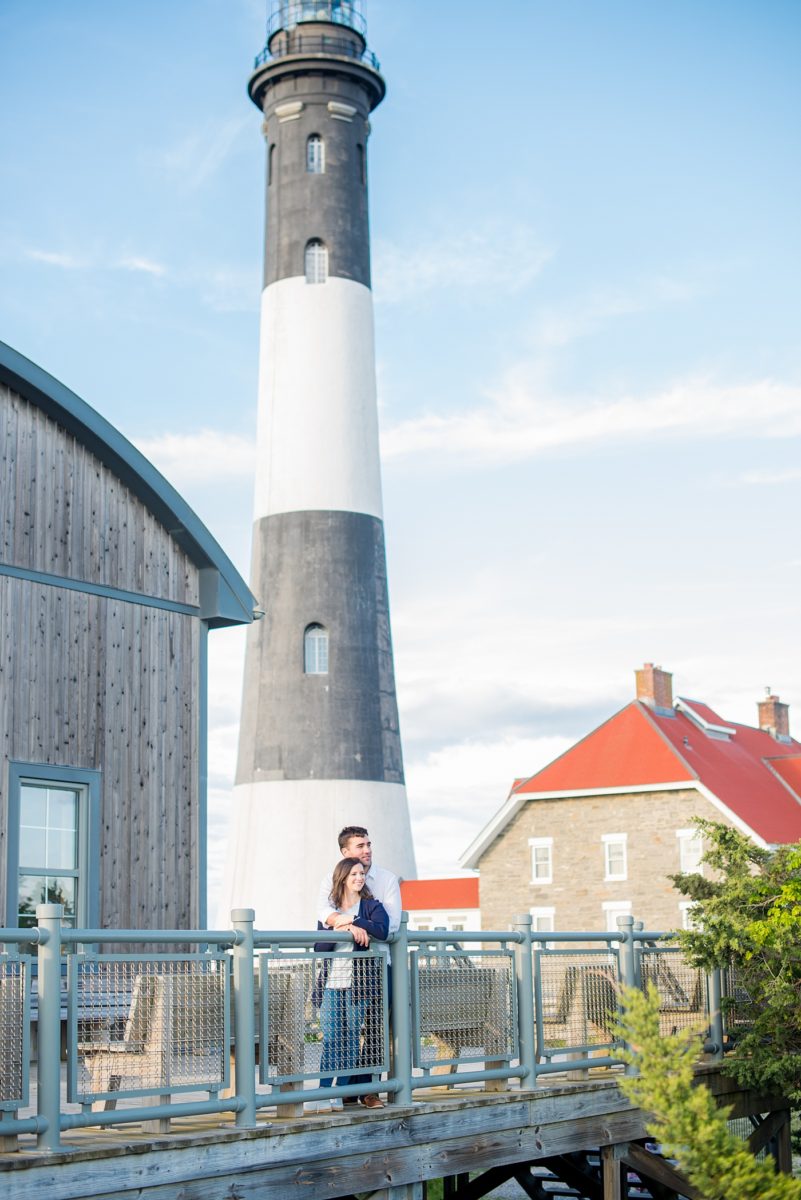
<box><xmin>316</xmin><ymin>863</ymin><xmax>401</xmax><ymax>962</ymax></box>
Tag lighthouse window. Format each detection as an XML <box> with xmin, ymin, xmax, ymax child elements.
<box><xmin>304</xmin><ymin>624</ymin><xmax>329</xmax><ymax>674</ymax></box>
<box><xmin>268</xmin><ymin>143</ymin><xmax>275</xmax><ymax>185</ymax></box>
<box><xmin>305</xmin><ymin>239</ymin><xmax>328</xmax><ymax>284</ymax></box>
<box><xmin>307</xmin><ymin>134</ymin><xmax>325</xmax><ymax>174</ymax></box>
<box><xmin>357</xmin><ymin>143</ymin><xmax>365</xmax><ymax>185</ymax></box>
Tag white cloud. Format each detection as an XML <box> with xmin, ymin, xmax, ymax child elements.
<box><xmin>161</xmin><ymin>115</ymin><xmax>250</xmax><ymax>191</ymax></box>
<box><xmin>382</xmin><ymin>374</ymin><xmax>801</xmax><ymax>465</ymax></box>
<box><xmin>133</xmin><ymin>429</ymin><xmax>256</xmax><ymax>486</ymax></box>
<box><xmin>116</xmin><ymin>255</ymin><xmax>167</xmax><ymax>278</ymax></box>
<box><xmin>533</xmin><ymin>275</ymin><xmax>700</xmax><ymax>347</ymax></box>
<box><xmin>26</xmin><ymin>248</ymin><xmax>86</xmax><ymax>269</ymax></box>
<box><xmin>406</xmin><ymin>735</ymin><xmax>572</xmax><ymax>875</ymax></box>
<box><xmin>373</xmin><ymin>223</ymin><xmax>553</xmax><ymax>304</ymax></box>
<box><xmin>739</xmin><ymin>467</ymin><xmax>801</xmax><ymax>485</ymax></box>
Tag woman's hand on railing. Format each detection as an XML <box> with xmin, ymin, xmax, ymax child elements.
<box><xmin>350</xmin><ymin>925</ymin><xmax>369</xmax><ymax>947</ymax></box>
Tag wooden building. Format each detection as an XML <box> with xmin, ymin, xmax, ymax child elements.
<box><xmin>0</xmin><ymin>340</ymin><xmax>254</xmax><ymax>932</ymax></box>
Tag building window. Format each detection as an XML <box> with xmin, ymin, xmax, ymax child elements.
<box><xmin>304</xmin><ymin>623</ymin><xmax>329</xmax><ymax>674</ymax></box>
<box><xmin>268</xmin><ymin>143</ymin><xmax>275</xmax><ymax>185</ymax></box>
<box><xmin>602</xmin><ymin>833</ymin><xmax>628</xmax><ymax>881</ymax></box>
<box><xmin>531</xmin><ymin>907</ymin><xmax>555</xmax><ymax>951</ymax></box>
<box><xmin>679</xmin><ymin>901</ymin><xmax>699</xmax><ymax>930</ymax></box>
<box><xmin>602</xmin><ymin>899</ymin><xmax>632</xmax><ymax>936</ymax></box>
<box><xmin>677</xmin><ymin>828</ymin><xmax>703</xmax><ymax>874</ymax></box>
<box><xmin>304</xmin><ymin>238</ymin><xmax>328</xmax><ymax>284</ymax></box>
<box><xmin>529</xmin><ymin>837</ymin><xmax>553</xmax><ymax>885</ymax></box>
<box><xmin>306</xmin><ymin>134</ymin><xmax>325</xmax><ymax>174</ymax></box>
<box><xmin>7</xmin><ymin>762</ymin><xmax>100</xmax><ymax>931</ymax></box>
<box><xmin>357</xmin><ymin>143</ymin><xmax>365</xmax><ymax>184</ymax></box>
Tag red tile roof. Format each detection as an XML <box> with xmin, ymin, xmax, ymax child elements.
<box><xmin>513</xmin><ymin>699</ymin><xmax>801</xmax><ymax>846</ymax></box>
<box><xmin>401</xmin><ymin>878</ymin><xmax>479</xmax><ymax>910</ymax></box>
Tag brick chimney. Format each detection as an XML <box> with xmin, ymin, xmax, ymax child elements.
<box><xmin>758</xmin><ymin>691</ymin><xmax>790</xmax><ymax>741</ymax></box>
<box><xmin>635</xmin><ymin>663</ymin><xmax>674</xmax><ymax>714</ymax></box>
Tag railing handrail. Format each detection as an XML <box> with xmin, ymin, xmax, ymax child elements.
<box><xmin>253</xmin><ymin>33</ymin><xmax>380</xmax><ymax>72</ymax></box>
<box><xmin>0</xmin><ymin>906</ymin><xmax>726</xmax><ymax>1154</ymax></box>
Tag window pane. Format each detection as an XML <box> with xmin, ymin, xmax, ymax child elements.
<box><xmin>305</xmin><ymin>240</ymin><xmax>328</xmax><ymax>284</ymax></box>
<box><xmin>48</xmin><ymin>789</ymin><xmax>78</xmax><ymax>831</ymax></box>
<box><xmin>18</xmin><ymin>825</ymin><xmax>47</xmax><ymax>867</ymax></box>
<box><xmin>307</xmin><ymin>134</ymin><xmax>324</xmax><ymax>174</ymax></box>
<box><xmin>20</xmin><ymin>784</ymin><xmax>47</xmax><ymax>826</ymax></box>
<box><xmin>46</xmin><ymin>877</ymin><xmax>76</xmax><ymax>916</ymax></box>
<box><xmin>18</xmin><ymin>875</ymin><xmax>46</xmax><ymax>922</ymax></box>
<box><xmin>304</xmin><ymin>625</ymin><xmax>329</xmax><ymax>674</ymax></box>
<box><xmin>533</xmin><ymin>846</ymin><xmax>551</xmax><ymax>878</ymax></box>
<box><xmin>47</xmin><ymin>825</ymin><xmax>78</xmax><ymax>870</ymax></box>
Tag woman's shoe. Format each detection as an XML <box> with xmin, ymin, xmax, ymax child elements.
<box><xmin>358</xmin><ymin>1094</ymin><xmax>384</xmax><ymax>1109</ymax></box>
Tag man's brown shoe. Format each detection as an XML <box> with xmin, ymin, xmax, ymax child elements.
<box><xmin>358</xmin><ymin>1094</ymin><xmax>384</xmax><ymax>1109</ymax></box>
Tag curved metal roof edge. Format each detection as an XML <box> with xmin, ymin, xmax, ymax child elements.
<box><xmin>0</xmin><ymin>340</ymin><xmax>255</xmax><ymax>629</ymax></box>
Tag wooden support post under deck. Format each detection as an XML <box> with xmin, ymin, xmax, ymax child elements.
<box><xmin>601</xmin><ymin>1144</ymin><xmax>623</xmax><ymax>1200</ymax></box>
<box><xmin>776</xmin><ymin>1111</ymin><xmax>794</xmax><ymax>1175</ymax></box>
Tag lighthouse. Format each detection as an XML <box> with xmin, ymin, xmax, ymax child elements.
<box><xmin>221</xmin><ymin>0</ymin><xmax>416</xmax><ymax>928</ymax></box>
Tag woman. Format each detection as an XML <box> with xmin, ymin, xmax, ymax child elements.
<box><xmin>314</xmin><ymin>857</ymin><xmax>389</xmax><ymax>1107</ymax></box>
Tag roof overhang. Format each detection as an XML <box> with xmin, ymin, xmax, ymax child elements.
<box><xmin>0</xmin><ymin>340</ymin><xmax>256</xmax><ymax>629</ymax></box>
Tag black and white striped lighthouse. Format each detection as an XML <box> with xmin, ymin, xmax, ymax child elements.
<box><xmin>222</xmin><ymin>0</ymin><xmax>416</xmax><ymax>927</ymax></box>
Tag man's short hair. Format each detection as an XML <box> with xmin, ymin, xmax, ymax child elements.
<box><xmin>338</xmin><ymin>825</ymin><xmax>369</xmax><ymax>851</ymax></box>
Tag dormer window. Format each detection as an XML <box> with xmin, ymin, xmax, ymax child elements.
<box><xmin>304</xmin><ymin>624</ymin><xmax>329</xmax><ymax>674</ymax></box>
<box><xmin>307</xmin><ymin>134</ymin><xmax>325</xmax><ymax>174</ymax></box>
<box><xmin>305</xmin><ymin>239</ymin><xmax>328</xmax><ymax>284</ymax></box>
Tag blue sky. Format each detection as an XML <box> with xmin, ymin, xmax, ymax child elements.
<box><xmin>2</xmin><ymin>1</ymin><xmax>800</xmax><ymax>909</ymax></box>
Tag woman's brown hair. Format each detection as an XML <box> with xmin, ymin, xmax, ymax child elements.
<box><xmin>329</xmin><ymin>857</ymin><xmax>373</xmax><ymax>910</ymax></box>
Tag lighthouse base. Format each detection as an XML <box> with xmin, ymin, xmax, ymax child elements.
<box><xmin>218</xmin><ymin>778</ymin><xmax>416</xmax><ymax>929</ymax></box>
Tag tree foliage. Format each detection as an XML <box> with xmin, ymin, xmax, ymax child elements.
<box><xmin>671</xmin><ymin>818</ymin><xmax>801</xmax><ymax>1101</ymax></box>
<box><xmin>618</xmin><ymin>985</ymin><xmax>801</xmax><ymax>1200</ymax></box>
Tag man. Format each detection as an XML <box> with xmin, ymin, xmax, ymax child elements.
<box><xmin>316</xmin><ymin>825</ymin><xmax>400</xmax><ymax>1109</ymax></box>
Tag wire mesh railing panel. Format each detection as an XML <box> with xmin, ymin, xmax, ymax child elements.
<box><xmin>0</xmin><ymin>957</ymin><xmax>29</xmax><ymax>1110</ymax></box>
<box><xmin>535</xmin><ymin>950</ymin><xmax>620</xmax><ymax>1058</ymax></box>
<box><xmin>259</xmin><ymin>950</ymin><xmax>388</xmax><ymax>1086</ymax></box>
<box><xmin>639</xmin><ymin>948</ymin><xmax>708</xmax><ymax>1035</ymax></box>
<box><xmin>411</xmin><ymin>950</ymin><xmax>517</xmax><ymax>1070</ymax></box>
<box><xmin>720</xmin><ymin>965</ymin><xmax>755</xmax><ymax>1041</ymax></box>
<box><xmin>69</xmin><ymin>955</ymin><xmax>229</xmax><ymax>1103</ymax></box>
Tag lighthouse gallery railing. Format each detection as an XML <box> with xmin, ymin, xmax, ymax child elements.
<box><xmin>0</xmin><ymin>906</ymin><xmax>731</xmax><ymax>1152</ymax></box>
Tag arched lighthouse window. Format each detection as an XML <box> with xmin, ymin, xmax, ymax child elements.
<box><xmin>304</xmin><ymin>624</ymin><xmax>329</xmax><ymax>674</ymax></box>
<box><xmin>307</xmin><ymin>134</ymin><xmax>325</xmax><ymax>174</ymax></box>
<box><xmin>305</xmin><ymin>239</ymin><xmax>328</xmax><ymax>284</ymax></box>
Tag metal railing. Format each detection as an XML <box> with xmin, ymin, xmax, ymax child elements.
<box><xmin>254</xmin><ymin>33</ymin><xmax>380</xmax><ymax>71</ymax></box>
<box><xmin>267</xmin><ymin>1</ymin><xmax>367</xmax><ymax>40</ymax></box>
<box><xmin>0</xmin><ymin>908</ymin><xmax>729</xmax><ymax>1152</ymax></box>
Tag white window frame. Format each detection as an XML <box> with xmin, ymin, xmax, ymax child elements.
<box><xmin>306</xmin><ymin>133</ymin><xmax>325</xmax><ymax>174</ymax></box>
<box><xmin>304</xmin><ymin>239</ymin><xmax>328</xmax><ymax>284</ymax></box>
<box><xmin>679</xmin><ymin>900</ymin><xmax>699</xmax><ymax>930</ymax></box>
<box><xmin>602</xmin><ymin>899</ymin><xmax>632</xmax><ymax>936</ymax></box>
<box><xmin>676</xmin><ymin>828</ymin><xmax>704</xmax><ymax>874</ymax></box>
<box><xmin>530</xmin><ymin>906</ymin><xmax>555</xmax><ymax>934</ymax></box>
<box><xmin>602</xmin><ymin>833</ymin><xmax>628</xmax><ymax>882</ymax></box>
<box><xmin>304</xmin><ymin>623</ymin><xmax>329</xmax><ymax>674</ymax></box>
<box><xmin>528</xmin><ymin>836</ymin><xmax>553</xmax><ymax>885</ymax></box>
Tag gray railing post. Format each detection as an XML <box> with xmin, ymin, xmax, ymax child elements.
<box><xmin>616</xmin><ymin>915</ymin><xmax>638</xmax><ymax>1076</ymax></box>
<box><xmin>390</xmin><ymin>911</ymin><xmax>412</xmax><ymax>1106</ymax></box>
<box><xmin>707</xmin><ymin>968</ymin><xmax>724</xmax><ymax>1061</ymax></box>
<box><xmin>36</xmin><ymin>903</ymin><xmax>63</xmax><ymax>1152</ymax></box>
<box><xmin>231</xmin><ymin>908</ymin><xmax>257</xmax><ymax>1128</ymax></box>
<box><xmin>512</xmin><ymin>915</ymin><xmax>536</xmax><ymax>1088</ymax></box>
<box><xmin>632</xmin><ymin>920</ymin><xmax>645</xmax><ymax>989</ymax></box>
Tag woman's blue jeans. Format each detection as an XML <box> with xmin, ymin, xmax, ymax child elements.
<box><xmin>319</xmin><ymin>987</ymin><xmax>368</xmax><ymax>1088</ymax></box>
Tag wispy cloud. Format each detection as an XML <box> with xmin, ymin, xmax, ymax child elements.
<box><xmin>116</xmin><ymin>255</ymin><xmax>167</xmax><ymax>278</ymax></box>
<box><xmin>134</xmin><ymin>429</ymin><xmax>256</xmax><ymax>486</ymax></box>
<box><xmin>26</xmin><ymin>248</ymin><xmax>86</xmax><ymax>269</ymax></box>
<box><xmin>161</xmin><ymin>115</ymin><xmax>250</xmax><ymax>191</ymax></box>
<box><xmin>382</xmin><ymin>374</ymin><xmax>801</xmax><ymax>465</ymax></box>
<box><xmin>373</xmin><ymin>222</ymin><xmax>553</xmax><ymax>304</ymax></box>
<box><xmin>533</xmin><ymin>275</ymin><xmax>700</xmax><ymax>347</ymax></box>
<box><xmin>739</xmin><ymin>467</ymin><xmax>801</xmax><ymax>485</ymax></box>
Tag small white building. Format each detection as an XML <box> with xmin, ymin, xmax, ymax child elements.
<box><xmin>401</xmin><ymin>878</ymin><xmax>480</xmax><ymax>934</ymax></box>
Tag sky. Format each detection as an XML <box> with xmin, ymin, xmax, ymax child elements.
<box><xmin>2</xmin><ymin>1</ymin><xmax>800</xmax><ymax>915</ymax></box>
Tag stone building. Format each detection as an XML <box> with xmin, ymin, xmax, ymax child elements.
<box><xmin>461</xmin><ymin>664</ymin><xmax>801</xmax><ymax>934</ymax></box>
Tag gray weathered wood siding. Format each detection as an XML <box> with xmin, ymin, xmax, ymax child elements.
<box><xmin>0</xmin><ymin>383</ymin><xmax>202</xmax><ymax>930</ymax></box>
<box><xmin>0</xmin><ymin>383</ymin><xmax>198</xmax><ymax>605</ymax></box>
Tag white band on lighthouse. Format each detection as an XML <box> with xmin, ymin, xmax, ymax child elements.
<box><xmin>254</xmin><ymin>275</ymin><xmax>384</xmax><ymax>522</ymax></box>
<box><xmin>220</xmin><ymin>778</ymin><xmax>416</xmax><ymax>930</ymax></box>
